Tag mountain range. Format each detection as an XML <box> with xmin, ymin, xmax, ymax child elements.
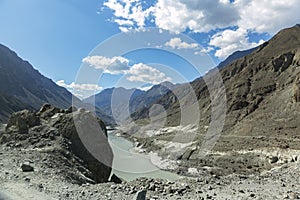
<box><xmin>217</xmin><ymin>47</ymin><xmax>257</xmax><ymax>69</ymax></box>
<box><xmin>0</xmin><ymin>43</ymin><xmax>180</xmax><ymax>125</ymax></box>
<box><xmin>83</xmin><ymin>81</ymin><xmax>177</xmax><ymax>124</ymax></box>
<box><xmin>0</xmin><ymin>44</ymin><xmax>112</xmax><ymax>124</ymax></box>
<box><xmin>1</xmin><ymin>24</ymin><xmax>299</xmax><ymax>131</ymax></box>
<box><xmin>130</xmin><ymin>24</ymin><xmax>300</xmax><ymax>140</ymax></box>
<box><xmin>83</xmin><ymin>48</ymin><xmax>258</xmax><ymax>124</ymax></box>
<box><xmin>0</xmin><ymin>44</ymin><xmax>73</xmax><ymax>122</ymax></box>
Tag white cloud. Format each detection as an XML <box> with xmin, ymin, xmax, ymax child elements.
<box><xmin>126</xmin><ymin>63</ymin><xmax>172</xmax><ymax>85</ymax></box>
<box><xmin>207</xmin><ymin>0</ymin><xmax>300</xmax><ymax>59</ymax></box>
<box><xmin>73</xmin><ymin>93</ymin><xmax>84</xmax><ymax>98</ymax></box>
<box><xmin>82</xmin><ymin>56</ymin><xmax>130</xmax><ymax>74</ymax></box>
<box><xmin>235</xmin><ymin>0</ymin><xmax>300</xmax><ymax>34</ymax></box>
<box><xmin>194</xmin><ymin>47</ymin><xmax>214</xmax><ymax>55</ymax></box>
<box><xmin>153</xmin><ymin>0</ymin><xmax>239</xmax><ymax>33</ymax></box>
<box><xmin>165</xmin><ymin>37</ymin><xmax>199</xmax><ymax>49</ymax></box>
<box><xmin>104</xmin><ymin>0</ymin><xmax>239</xmax><ymax>33</ymax></box>
<box><xmin>83</xmin><ymin>55</ymin><xmax>172</xmax><ymax>85</ymax></box>
<box><xmin>103</xmin><ymin>0</ymin><xmax>154</xmax><ymax>30</ymax></box>
<box><xmin>56</xmin><ymin>80</ymin><xmax>102</xmax><ymax>99</ymax></box>
<box><xmin>137</xmin><ymin>83</ymin><xmax>153</xmax><ymax>91</ymax></box>
<box><xmin>56</xmin><ymin>80</ymin><xmax>69</xmax><ymax>88</ymax></box>
<box><xmin>103</xmin><ymin>0</ymin><xmax>300</xmax><ymax>59</ymax></box>
<box><xmin>56</xmin><ymin>80</ymin><xmax>102</xmax><ymax>91</ymax></box>
<box><xmin>201</xmin><ymin>47</ymin><xmax>214</xmax><ymax>54</ymax></box>
<box><xmin>70</xmin><ymin>83</ymin><xmax>102</xmax><ymax>91</ymax></box>
<box><xmin>119</xmin><ymin>26</ymin><xmax>133</xmax><ymax>33</ymax></box>
<box><xmin>104</xmin><ymin>0</ymin><xmax>300</xmax><ymax>35</ymax></box>
<box><xmin>219</xmin><ymin>0</ymin><xmax>230</xmax><ymax>3</ymax></box>
<box><xmin>114</xmin><ymin>19</ymin><xmax>134</xmax><ymax>26</ymax></box>
<box><xmin>209</xmin><ymin>28</ymin><xmax>264</xmax><ymax>59</ymax></box>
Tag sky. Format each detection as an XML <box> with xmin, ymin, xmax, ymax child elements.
<box><xmin>0</xmin><ymin>0</ymin><xmax>299</xmax><ymax>98</ymax></box>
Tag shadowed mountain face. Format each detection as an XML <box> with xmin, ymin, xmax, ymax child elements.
<box><xmin>0</xmin><ymin>44</ymin><xmax>114</xmax><ymax>124</ymax></box>
<box><xmin>0</xmin><ymin>44</ymin><xmax>76</xmax><ymax>122</ymax></box>
<box><xmin>130</xmin><ymin>81</ymin><xmax>177</xmax><ymax>112</ymax></box>
<box><xmin>84</xmin><ymin>87</ymin><xmax>146</xmax><ymax>117</ymax></box>
<box><xmin>84</xmin><ymin>81</ymin><xmax>177</xmax><ymax>123</ymax></box>
<box><xmin>0</xmin><ymin>93</ymin><xmax>34</xmax><ymax>123</ymax></box>
<box><xmin>217</xmin><ymin>47</ymin><xmax>257</xmax><ymax>69</ymax></box>
<box><xmin>132</xmin><ymin>25</ymin><xmax>300</xmax><ymax>141</ymax></box>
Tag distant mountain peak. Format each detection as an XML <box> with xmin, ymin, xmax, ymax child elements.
<box><xmin>159</xmin><ymin>81</ymin><xmax>175</xmax><ymax>87</ymax></box>
<box><xmin>218</xmin><ymin>47</ymin><xmax>258</xmax><ymax>69</ymax></box>
<box><xmin>293</xmin><ymin>24</ymin><xmax>300</xmax><ymax>28</ymax></box>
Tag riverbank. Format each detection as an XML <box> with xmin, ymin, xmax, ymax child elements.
<box><xmin>1</xmin><ymin>123</ymin><xmax>300</xmax><ymax>199</ymax></box>
<box><xmin>115</xmin><ymin>124</ymin><xmax>300</xmax><ymax>178</ymax></box>
<box><xmin>1</xmin><ymin>143</ymin><xmax>300</xmax><ymax>199</ymax></box>
<box><xmin>108</xmin><ymin>130</ymin><xmax>180</xmax><ymax>181</ymax></box>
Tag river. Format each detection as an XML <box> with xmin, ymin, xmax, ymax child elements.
<box><xmin>108</xmin><ymin>131</ymin><xmax>180</xmax><ymax>181</ymax></box>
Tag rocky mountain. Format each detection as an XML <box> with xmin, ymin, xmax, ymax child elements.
<box><xmin>217</xmin><ymin>47</ymin><xmax>257</xmax><ymax>69</ymax></box>
<box><xmin>1</xmin><ymin>25</ymin><xmax>300</xmax><ymax>200</ymax></box>
<box><xmin>84</xmin><ymin>87</ymin><xmax>145</xmax><ymax>119</ymax></box>
<box><xmin>0</xmin><ymin>44</ymin><xmax>75</xmax><ymax>121</ymax></box>
<box><xmin>130</xmin><ymin>81</ymin><xmax>177</xmax><ymax>113</ymax></box>
<box><xmin>84</xmin><ymin>81</ymin><xmax>177</xmax><ymax>124</ymax></box>
<box><xmin>0</xmin><ymin>44</ymin><xmax>113</xmax><ymax>124</ymax></box>
<box><xmin>123</xmin><ymin>24</ymin><xmax>300</xmax><ymax>176</ymax></box>
<box><xmin>0</xmin><ymin>93</ymin><xmax>34</xmax><ymax>123</ymax></box>
<box><xmin>133</xmin><ymin>24</ymin><xmax>300</xmax><ymax>133</ymax></box>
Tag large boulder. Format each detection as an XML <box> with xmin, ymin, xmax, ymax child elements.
<box><xmin>52</xmin><ymin>108</ymin><xmax>113</xmax><ymax>183</ymax></box>
<box><xmin>1</xmin><ymin>105</ymin><xmax>113</xmax><ymax>184</ymax></box>
<box><xmin>6</xmin><ymin>110</ymin><xmax>40</xmax><ymax>133</ymax></box>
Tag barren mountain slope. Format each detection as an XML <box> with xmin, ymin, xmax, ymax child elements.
<box><xmin>125</xmin><ymin>25</ymin><xmax>300</xmax><ymax>176</ymax></box>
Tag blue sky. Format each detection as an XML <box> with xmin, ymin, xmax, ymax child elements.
<box><xmin>0</xmin><ymin>0</ymin><xmax>299</xmax><ymax>98</ymax></box>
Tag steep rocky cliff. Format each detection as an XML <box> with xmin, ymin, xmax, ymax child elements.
<box><xmin>133</xmin><ymin>25</ymin><xmax>300</xmax><ymax>140</ymax></box>
<box><xmin>124</xmin><ymin>25</ymin><xmax>300</xmax><ymax>177</ymax></box>
<box><xmin>0</xmin><ymin>44</ymin><xmax>75</xmax><ymax>119</ymax></box>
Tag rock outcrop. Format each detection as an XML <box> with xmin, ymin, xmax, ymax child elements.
<box><xmin>0</xmin><ymin>104</ymin><xmax>113</xmax><ymax>184</ymax></box>
<box><xmin>6</xmin><ymin>110</ymin><xmax>40</xmax><ymax>133</ymax></box>
<box><xmin>293</xmin><ymin>77</ymin><xmax>300</xmax><ymax>102</ymax></box>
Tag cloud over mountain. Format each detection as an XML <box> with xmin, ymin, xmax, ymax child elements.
<box><xmin>103</xmin><ymin>0</ymin><xmax>300</xmax><ymax>58</ymax></box>
<box><xmin>126</xmin><ymin>63</ymin><xmax>172</xmax><ymax>84</ymax></box>
<box><xmin>165</xmin><ymin>38</ymin><xmax>199</xmax><ymax>50</ymax></box>
<box><xmin>209</xmin><ymin>28</ymin><xmax>264</xmax><ymax>59</ymax></box>
<box><xmin>82</xmin><ymin>55</ymin><xmax>172</xmax><ymax>85</ymax></box>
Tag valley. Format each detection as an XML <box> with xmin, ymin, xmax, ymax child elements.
<box><xmin>0</xmin><ymin>24</ymin><xmax>300</xmax><ymax>200</ymax></box>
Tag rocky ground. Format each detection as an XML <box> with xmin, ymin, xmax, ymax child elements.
<box><xmin>109</xmin><ymin>124</ymin><xmax>300</xmax><ymax>199</ymax></box>
<box><xmin>1</xmin><ymin>105</ymin><xmax>300</xmax><ymax>199</ymax></box>
<box><xmin>1</xmin><ymin>143</ymin><xmax>300</xmax><ymax>200</ymax></box>
<box><xmin>116</xmin><ymin>124</ymin><xmax>300</xmax><ymax>176</ymax></box>
<box><xmin>1</xmin><ymin>118</ymin><xmax>300</xmax><ymax>199</ymax></box>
